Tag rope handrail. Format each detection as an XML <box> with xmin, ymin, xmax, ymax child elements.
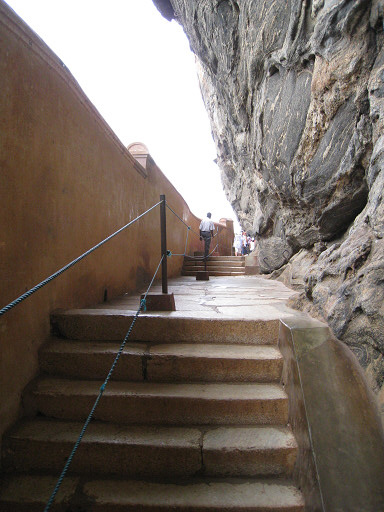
<box><xmin>0</xmin><ymin>201</ymin><xmax>162</xmax><ymax>317</ymax></box>
<box><xmin>165</xmin><ymin>203</ymin><xmax>199</xmax><ymax>237</ymax></box>
<box><xmin>44</xmin><ymin>254</ymin><xmax>165</xmax><ymax>512</ymax></box>
<box><xmin>205</xmin><ymin>243</ymin><xmax>219</xmax><ymax>259</ymax></box>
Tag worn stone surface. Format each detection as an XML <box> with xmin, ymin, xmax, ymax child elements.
<box><xmin>203</xmin><ymin>426</ymin><xmax>297</xmax><ymax>476</ymax></box>
<box><xmin>29</xmin><ymin>378</ymin><xmax>289</xmax><ymax>425</ymax></box>
<box><xmin>153</xmin><ymin>0</ymin><xmax>384</xmax><ymax>412</ymax></box>
<box><xmin>3</xmin><ymin>420</ymin><xmax>297</xmax><ymax>478</ymax></box>
<box><xmin>83</xmin><ymin>479</ymin><xmax>304</xmax><ymax>511</ymax></box>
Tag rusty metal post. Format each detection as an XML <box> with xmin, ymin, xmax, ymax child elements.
<box><xmin>160</xmin><ymin>194</ymin><xmax>168</xmax><ymax>294</ymax></box>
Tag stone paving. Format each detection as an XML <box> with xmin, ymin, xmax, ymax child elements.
<box><xmin>100</xmin><ymin>274</ymin><xmax>305</xmax><ymax>322</ymax></box>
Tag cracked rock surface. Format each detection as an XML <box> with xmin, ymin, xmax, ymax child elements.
<box><xmin>152</xmin><ymin>0</ymin><xmax>384</xmax><ymax>413</ymax></box>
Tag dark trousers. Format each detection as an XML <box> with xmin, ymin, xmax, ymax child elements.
<box><xmin>201</xmin><ymin>231</ymin><xmax>211</xmax><ymax>258</ymax></box>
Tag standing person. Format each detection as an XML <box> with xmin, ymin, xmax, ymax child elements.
<box><xmin>199</xmin><ymin>212</ymin><xmax>215</xmax><ymax>259</ymax></box>
<box><xmin>241</xmin><ymin>231</ymin><xmax>248</xmax><ymax>255</ymax></box>
<box><xmin>234</xmin><ymin>233</ymin><xmax>242</xmax><ymax>256</ymax></box>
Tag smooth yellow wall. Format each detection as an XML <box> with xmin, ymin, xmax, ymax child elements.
<box><xmin>0</xmin><ymin>1</ymin><xmax>234</xmax><ymax>441</ymax></box>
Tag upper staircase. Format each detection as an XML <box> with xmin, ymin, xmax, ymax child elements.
<box><xmin>182</xmin><ymin>255</ymin><xmax>246</xmax><ymax>276</ymax></box>
<box><xmin>0</xmin><ymin>278</ymin><xmax>304</xmax><ymax>511</ymax></box>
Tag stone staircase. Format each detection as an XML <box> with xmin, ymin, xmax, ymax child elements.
<box><xmin>0</xmin><ymin>308</ymin><xmax>304</xmax><ymax>511</ymax></box>
<box><xmin>182</xmin><ymin>255</ymin><xmax>246</xmax><ymax>276</ymax></box>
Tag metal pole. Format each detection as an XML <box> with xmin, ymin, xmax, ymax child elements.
<box><xmin>160</xmin><ymin>194</ymin><xmax>168</xmax><ymax>294</ymax></box>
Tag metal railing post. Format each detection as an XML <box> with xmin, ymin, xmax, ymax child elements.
<box><xmin>160</xmin><ymin>194</ymin><xmax>168</xmax><ymax>294</ymax></box>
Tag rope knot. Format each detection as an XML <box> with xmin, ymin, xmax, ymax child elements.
<box><xmin>140</xmin><ymin>298</ymin><xmax>147</xmax><ymax>311</ymax></box>
<box><xmin>166</xmin><ymin>250</ymin><xmax>172</xmax><ymax>257</ymax></box>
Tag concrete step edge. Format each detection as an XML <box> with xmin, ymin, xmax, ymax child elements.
<box><xmin>30</xmin><ymin>378</ymin><xmax>288</xmax><ymax>398</ymax></box>
<box><xmin>181</xmin><ymin>270</ymin><xmax>247</xmax><ymax>274</ymax></box>
<box><xmin>27</xmin><ymin>378</ymin><xmax>289</xmax><ymax>425</ymax></box>
<box><xmin>181</xmin><ymin>270</ymin><xmax>246</xmax><ymax>274</ymax></box>
<box><xmin>40</xmin><ymin>341</ymin><xmax>283</xmax><ymax>382</ymax></box>
<box><xmin>182</xmin><ymin>272</ymin><xmax>247</xmax><ymax>276</ymax></box>
<box><xmin>42</xmin><ymin>340</ymin><xmax>282</xmax><ymax>357</ymax></box>
<box><xmin>186</xmin><ymin>256</ymin><xmax>245</xmax><ymax>261</ymax></box>
<box><xmin>3</xmin><ymin>420</ymin><xmax>297</xmax><ymax>477</ymax></box>
<box><xmin>5</xmin><ymin>419</ymin><xmax>296</xmax><ymax>449</ymax></box>
<box><xmin>183</xmin><ymin>262</ymin><xmax>246</xmax><ymax>267</ymax></box>
<box><xmin>51</xmin><ymin>313</ymin><xmax>280</xmax><ymax>343</ymax></box>
<box><xmin>182</xmin><ymin>267</ymin><xmax>246</xmax><ymax>272</ymax></box>
<box><xmin>0</xmin><ymin>475</ymin><xmax>305</xmax><ymax>511</ymax></box>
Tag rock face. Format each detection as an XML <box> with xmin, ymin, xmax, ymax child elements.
<box><xmin>152</xmin><ymin>1</ymin><xmax>384</xmax><ymax>416</ymax></box>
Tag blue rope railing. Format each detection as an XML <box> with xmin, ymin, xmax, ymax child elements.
<box><xmin>0</xmin><ymin>201</ymin><xmax>161</xmax><ymax>317</ymax></box>
<box><xmin>44</xmin><ymin>254</ymin><xmax>165</xmax><ymax>512</ymax></box>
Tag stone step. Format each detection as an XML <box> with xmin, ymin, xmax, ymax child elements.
<box><xmin>182</xmin><ymin>265</ymin><xmax>246</xmax><ymax>271</ymax></box>
<box><xmin>189</xmin><ymin>255</ymin><xmax>245</xmax><ymax>262</ymax></box>
<box><xmin>51</xmin><ymin>311</ymin><xmax>279</xmax><ymax>344</ymax></box>
<box><xmin>182</xmin><ymin>269</ymin><xmax>246</xmax><ymax>276</ymax></box>
<box><xmin>84</xmin><ymin>478</ymin><xmax>305</xmax><ymax>511</ymax></box>
<box><xmin>3</xmin><ymin>420</ymin><xmax>297</xmax><ymax>477</ymax></box>
<box><xmin>27</xmin><ymin>378</ymin><xmax>289</xmax><ymax>425</ymax></box>
<box><xmin>0</xmin><ymin>475</ymin><xmax>304</xmax><ymax>511</ymax></box>
<box><xmin>0</xmin><ymin>474</ymin><xmax>79</xmax><ymax>512</ymax></box>
<box><xmin>40</xmin><ymin>340</ymin><xmax>283</xmax><ymax>382</ymax></box>
<box><xmin>183</xmin><ymin>265</ymin><xmax>246</xmax><ymax>272</ymax></box>
<box><xmin>183</xmin><ymin>260</ymin><xmax>245</xmax><ymax>268</ymax></box>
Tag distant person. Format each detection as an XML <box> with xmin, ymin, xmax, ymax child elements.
<box><xmin>250</xmin><ymin>237</ymin><xmax>255</xmax><ymax>252</ymax></box>
<box><xmin>199</xmin><ymin>212</ymin><xmax>215</xmax><ymax>259</ymax></box>
<box><xmin>241</xmin><ymin>231</ymin><xmax>248</xmax><ymax>255</ymax></box>
<box><xmin>234</xmin><ymin>233</ymin><xmax>242</xmax><ymax>256</ymax></box>
<box><xmin>247</xmin><ymin>235</ymin><xmax>252</xmax><ymax>254</ymax></box>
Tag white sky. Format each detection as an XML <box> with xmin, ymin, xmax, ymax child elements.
<box><xmin>4</xmin><ymin>0</ymin><xmax>240</xmax><ymax>230</ymax></box>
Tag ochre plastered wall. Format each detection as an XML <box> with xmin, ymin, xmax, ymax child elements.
<box><xmin>0</xmin><ymin>1</ymin><xmax>234</xmax><ymax>442</ymax></box>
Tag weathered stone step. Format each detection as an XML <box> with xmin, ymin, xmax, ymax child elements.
<box><xmin>3</xmin><ymin>420</ymin><xmax>297</xmax><ymax>477</ymax></box>
<box><xmin>182</xmin><ymin>269</ymin><xmax>245</xmax><ymax>276</ymax></box>
<box><xmin>0</xmin><ymin>474</ymin><xmax>79</xmax><ymax>512</ymax></box>
<box><xmin>51</xmin><ymin>311</ymin><xmax>279</xmax><ymax>344</ymax></box>
<box><xmin>182</xmin><ymin>266</ymin><xmax>245</xmax><ymax>271</ymax></box>
<box><xmin>84</xmin><ymin>478</ymin><xmax>305</xmax><ymax>511</ymax></box>
<box><xmin>40</xmin><ymin>340</ymin><xmax>283</xmax><ymax>382</ymax></box>
<box><xmin>188</xmin><ymin>256</ymin><xmax>245</xmax><ymax>262</ymax></box>
<box><xmin>184</xmin><ymin>260</ymin><xmax>245</xmax><ymax>267</ymax></box>
<box><xmin>0</xmin><ymin>475</ymin><xmax>304</xmax><ymax>511</ymax></box>
<box><xmin>27</xmin><ymin>378</ymin><xmax>289</xmax><ymax>425</ymax></box>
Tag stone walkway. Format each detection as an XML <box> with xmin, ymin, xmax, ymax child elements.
<box><xmin>99</xmin><ymin>274</ymin><xmax>305</xmax><ymax>322</ymax></box>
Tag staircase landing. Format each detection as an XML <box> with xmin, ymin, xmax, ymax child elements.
<box><xmin>96</xmin><ymin>274</ymin><xmax>298</xmax><ymax>320</ymax></box>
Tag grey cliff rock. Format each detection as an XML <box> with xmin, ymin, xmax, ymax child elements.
<box><xmin>153</xmin><ymin>0</ymin><xmax>384</xmax><ymax>416</ymax></box>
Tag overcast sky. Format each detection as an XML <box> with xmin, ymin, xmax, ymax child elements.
<box><xmin>5</xmin><ymin>0</ymin><xmax>240</xmax><ymax>230</ymax></box>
